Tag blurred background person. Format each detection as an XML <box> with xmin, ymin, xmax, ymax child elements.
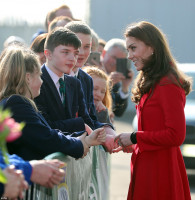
<box><xmin>3</xmin><ymin>36</ymin><xmax>26</xmax><ymax>49</ymax></box>
<box><xmin>45</xmin><ymin>4</ymin><xmax>74</xmax><ymax>32</ymax></box>
<box><xmin>30</xmin><ymin>33</ymin><xmax>47</xmax><ymax>65</ymax></box>
<box><xmin>98</xmin><ymin>38</ymin><xmax>106</xmax><ymax>54</ymax></box>
<box><xmin>102</xmin><ymin>38</ymin><xmax>134</xmax><ymax>117</ymax></box>
<box><xmin>86</xmin><ymin>29</ymin><xmax>104</xmax><ymax>70</ymax></box>
<box><xmin>31</xmin><ymin>4</ymin><xmax>75</xmax><ymax>42</ymax></box>
<box><xmin>48</xmin><ymin>16</ymin><xmax>73</xmax><ymax>32</ymax></box>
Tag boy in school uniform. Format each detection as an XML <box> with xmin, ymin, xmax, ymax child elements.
<box><xmin>34</xmin><ymin>27</ymin><xmax>94</xmax><ymax>133</ymax></box>
<box><xmin>65</xmin><ymin>21</ymin><xmax>117</xmax><ymax>152</ymax></box>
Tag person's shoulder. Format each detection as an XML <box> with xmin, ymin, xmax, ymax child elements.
<box><xmin>156</xmin><ymin>75</ymin><xmax>185</xmax><ymax>95</ymax></box>
<box><xmin>158</xmin><ymin>74</ymin><xmax>178</xmax><ymax>86</ymax></box>
<box><xmin>65</xmin><ymin>74</ymin><xmax>80</xmax><ymax>84</ymax></box>
<box><xmin>40</xmin><ymin>64</ymin><xmax>46</xmax><ymax>75</ymax></box>
<box><xmin>79</xmin><ymin>68</ymin><xmax>93</xmax><ymax>81</ymax></box>
<box><xmin>6</xmin><ymin>95</ymin><xmax>32</xmax><ymax>106</ymax></box>
<box><xmin>40</xmin><ymin>65</ymin><xmax>50</xmax><ymax>81</ymax></box>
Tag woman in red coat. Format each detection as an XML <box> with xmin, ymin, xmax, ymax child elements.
<box><xmin>115</xmin><ymin>21</ymin><xmax>192</xmax><ymax>200</ymax></box>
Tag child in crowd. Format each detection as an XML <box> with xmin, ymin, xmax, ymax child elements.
<box><xmin>34</xmin><ymin>27</ymin><xmax>94</xmax><ymax>133</ymax></box>
<box><xmin>83</xmin><ymin>66</ymin><xmax>112</xmax><ymax>124</ymax></box>
<box><xmin>30</xmin><ymin>33</ymin><xmax>47</xmax><ymax>65</ymax></box>
<box><xmin>0</xmin><ymin>45</ymin><xmax>106</xmax><ymax>161</ymax></box>
<box><xmin>65</xmin><ymin>21</ymin><xmax>117</xmax><ymax>153</ymax></box>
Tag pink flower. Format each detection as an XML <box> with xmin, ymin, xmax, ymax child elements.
<box><xmin>1</xmin><ymin>118</ymin><xmax>23</xmax><ymax>142</ymax></box>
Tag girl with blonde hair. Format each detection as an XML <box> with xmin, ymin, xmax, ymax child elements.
<box><xmin>83</xmin><ymin>66</ymin><xmax>113</xmax><ymax>123</ymax></box>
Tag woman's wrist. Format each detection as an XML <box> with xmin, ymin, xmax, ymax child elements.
<box><xmin>130</xmin><ymin>132</ymin><xmax>137</xmax><ymax>144</ymax></box>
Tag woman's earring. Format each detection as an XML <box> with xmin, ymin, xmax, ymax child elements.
<box><xmin>151</xmin><ymin>52</ymin><xmax>154</xmax><ymax>55</ymax></box>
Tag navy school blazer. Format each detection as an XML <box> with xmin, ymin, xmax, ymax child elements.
<box><xmin>34</xmin><ymin>65</ymin><xmax>94</xmax><ymax>132</ymax></box>
<box><xmin>78</xmin><ymin>68</ymin><xmax>114</xmax><ymax>129</ymax></box>
<box><xmin>0</xmin><ymin>95</ymin><xmax>84</xmax><ymax>161</ymax></box>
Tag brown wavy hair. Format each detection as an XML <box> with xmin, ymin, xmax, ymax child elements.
<box><xmin>124</xmin><ymin>21</ymin><xmax>192</xmax><ymax>104</ymax></box>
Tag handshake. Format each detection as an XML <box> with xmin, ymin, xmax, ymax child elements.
<box><xmin>83</xmin><ymin>125</ymin><xmax>135</xmax><ymax>155</ymax></box>
<box><xmin>101</xmin><ymin>127</ymin><xmax>135</xmax><ymax>154</ymax></box>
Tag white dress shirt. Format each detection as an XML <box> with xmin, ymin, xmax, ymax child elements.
<box><xmin>45</xmin><ymin>65</ymin><xmax>64</xmax><ymax>102</ymax></box>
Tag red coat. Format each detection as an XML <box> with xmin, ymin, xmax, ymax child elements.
<box><xmin>128</xmin><ymin>76</ymin><xmax>191</xmax><ymax>200</ymax></box>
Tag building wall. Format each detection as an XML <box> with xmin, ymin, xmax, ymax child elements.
<box><xmin>89</xmin><ymin>0</ymin><xmax>195</xmax><ymax>63</ymax></box>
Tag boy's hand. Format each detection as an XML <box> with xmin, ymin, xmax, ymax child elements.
<box><xmin>79</xmin><ymin>132</ymin><xmax>90</xmax><ymax>158</ymax></box>
<box><xmin>84</xmin><ymin>124</ymin><xmax>93</xmax><ymax>135</ymax></box>
<box><xmin>85</xmin><ymin>128</ymin><xmax>106</xmax><ymax>146</ymax></box>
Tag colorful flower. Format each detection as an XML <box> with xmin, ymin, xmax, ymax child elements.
<box><xmin>0</xmin><ymin>108</ymin><xmax>24</xmax><ymax>183</ymax></box>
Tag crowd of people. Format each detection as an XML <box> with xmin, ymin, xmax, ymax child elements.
<box><xmin>0</xmin><ymin>4</ymin><xmax>192</xmax><ymax>200</ymax></box>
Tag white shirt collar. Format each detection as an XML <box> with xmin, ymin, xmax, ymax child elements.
<box><xmin>70</xmin><ymin>68</ymin><xmax>79</xmax><ymax>77</ymax></box>
<box><xmin>45</xmin><ymin>65</ymin><xmax>64</xmax><ymax>85</ymax></box>
<box><xmin>44</xmin><ymin>65</ymin><xmax>65</xmax><ymax>102</ymax></box>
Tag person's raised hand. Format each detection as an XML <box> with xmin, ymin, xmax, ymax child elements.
<box><xmin>121</xmin><ymin>70</ymin><xmax>134</xmax><ymax>93</ymax></box>
<box><xmin>109</xmin><ymin>72</ymin><xmax>125</xmax><ymax>85</ymax></box>
<box><xmin>94</xmin><ymin>101</ymin><xmax>106</xmax><ymax>113</ymax></box>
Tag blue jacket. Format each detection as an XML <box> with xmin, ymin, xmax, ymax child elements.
<box><xmin>0</xmin><ymin>95</ymin><xmax>84</xmax><ymax>160</ymax></box>
<box><xmin>34</xmin><ymin>65</ymin><xmax>94</xmax><ymax>132</ymax></box>
<box><xmin>0</xmin><ymin>151</ymin><xmax>32</xmax><ymax>184</ymax></box>
<box><xmin>0</xmin><ymin>150</ymin><xmax>32</xmax><ymax>196</ymax></box>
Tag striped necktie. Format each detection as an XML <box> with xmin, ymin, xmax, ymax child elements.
<box><xmin>59</xmin><ymin>78</ymin><xmax>65</xmax><ymax>105</ymax></box>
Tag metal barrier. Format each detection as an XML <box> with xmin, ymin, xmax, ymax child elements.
<box><xmin>19</xmin><ymin>146</ymin><xmax>110</xmax><ymax>200</ymax></box>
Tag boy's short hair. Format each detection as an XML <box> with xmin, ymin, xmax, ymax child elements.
<box><xmin>65</xmin><ymin>21</ymin><xmax>92</xmax><ymax>35</ymax></box>
<box><xmin>44</xmin><ymin>27</ymin><xmax>81</xmax><ymax>52</ymax></box>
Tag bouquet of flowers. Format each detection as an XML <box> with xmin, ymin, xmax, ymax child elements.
<box><xmin>0</xmin><ymin>108</ymin><xmax>24</xmax><ymax>184</ymax></box>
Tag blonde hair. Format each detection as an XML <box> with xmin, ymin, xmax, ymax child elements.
<box><xmin>83</xmin><ymin>66</ymin><xmax>113</xmax><ymax>112</ymax></box>
<box><xmin>0</xmin><ymin>45</ymin><xmax>40</xmax><ymax>110</ymax></box>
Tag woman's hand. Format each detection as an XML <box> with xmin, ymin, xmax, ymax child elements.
<box><xmin>114</xmin><ymin>133</ymin><xmax>133</xmax><ymax>147</ymax></box>
<box><xmin>112</xmin><ymin>144</ymin><xmax>135</xmax><ymax>153</ymax></box>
